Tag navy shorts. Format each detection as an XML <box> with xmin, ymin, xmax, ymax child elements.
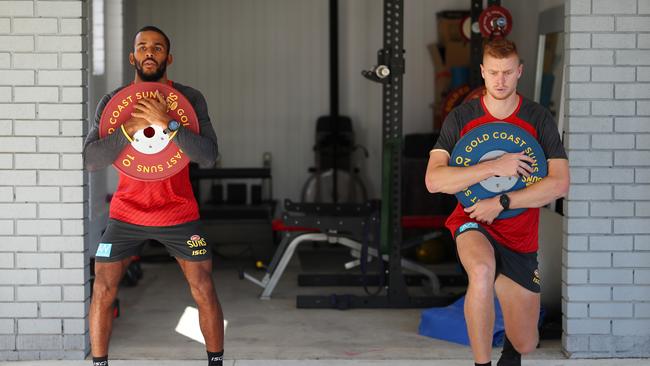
<box><xmin>94</xmin><ymin>219</ymin><xmax>212</xmax><ymax>262</ymax></box>
<box><xmin>454</xmin><ymin>222</ymin><xmax>540</xmax><ymax>293</ymax></box>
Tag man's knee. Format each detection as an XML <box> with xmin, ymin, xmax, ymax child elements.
<box><xmin>511</xmin><ymin>334</ymin><xmax>538</xmax><ymax>354</ymax></box>
<box><xmin>92</xmin><ymin>281</ymin><xmax>118</xmax><ymax>304</ymax></box>
<box><xmin>466</xmin><ymin>262</ymin><xmax>495</xmax><ymax>287</ymax></box>
<box><xmin>187</xmin><ymin>271</ymin><xmax>215</xmax><ymax>300</ymax></box>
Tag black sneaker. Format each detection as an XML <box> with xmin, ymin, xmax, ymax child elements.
<box><xmin>497</xmin><ymin>335</ymin><xmax>521</xmax><ymax>366</ymax></box>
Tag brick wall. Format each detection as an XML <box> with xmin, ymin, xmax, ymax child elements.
<box><xmin>0</xmin><ymin>0</ymin><xmax>87</xmax><ymax>361</ymax></box>
<box><xmin>564</xmin><ymin>0</ymin><xmax>650</xmax><ymax>357</ymax></box>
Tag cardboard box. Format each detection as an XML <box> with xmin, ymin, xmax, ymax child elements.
<box><xmin>437</xmin><ymin>10</ymin><xmax>470</xmax><ymax>46</ymax></box>
<box><xmin>444</xmin><ymin>41</ymin><xmax>470</xmax><ymax>67</ymax></box>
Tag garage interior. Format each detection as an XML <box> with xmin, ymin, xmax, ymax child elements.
<box><xmin>87</xmin><ymin>0</ymin><xmax>567</xmax><ymax>361</ymax></box>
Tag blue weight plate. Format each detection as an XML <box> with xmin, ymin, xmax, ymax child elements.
<box><xmin>449</xmin><ymin>122</ymin><xmax>547</xmax><ymax>219</ymax></box>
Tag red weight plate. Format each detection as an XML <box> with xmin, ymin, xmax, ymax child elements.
<box><xmin>441</xmin><ymin>85</ymin><xmax>471</xmax><ymax>121</ymax></box>
<box><xmin>98</xmin><ymin>82</ymin><xmax>199</xmax><ymax>181</ymax></box>
<box><xmin>478</xmin><ymin>5</ymin><xmax>513</xmax><ymax>38</ymax></box>
<box><xmin>463</xmin><ymin>86</ymin><xmax>485</xmax><ymax>103</ymax></box>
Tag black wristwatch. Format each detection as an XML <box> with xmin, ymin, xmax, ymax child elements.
<box><xmin>164</xmin><ymin>119</ymin><xmax>181</xmax><ymax>134</ymax></box>
<box><xmin>499</xmin><ymin>194</ymin><xmax>510</xmax><ymax>211</ymax></box>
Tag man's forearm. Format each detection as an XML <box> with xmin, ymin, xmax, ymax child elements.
<box><xmin>174</xmin><ymin>127</ymin><xmax>218</xmax><ymax>168</ymax></box>
<box><xmin>507</xmin><ymin>175</ymin><xmax>568</xmax><ymax>210</ymax></box>
<box><xmin>426</xmin><ymin>162</ymin><xmax>496</xmax><ymax>195</ymax></box>
<box><xmin>83</xmin><ymin>129</ymin><xmax>130</xmax><ymax>172</ymax></box>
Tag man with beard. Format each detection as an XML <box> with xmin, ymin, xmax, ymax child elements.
<box><xmin>425</xmin><ymin>39</ymin><xmax>569</xmax><ymax>366</ymax></box>
<box><xmin>83</xmin><ymin>26</ymin><xmax>224</xmax><ymax>366</ymax></box>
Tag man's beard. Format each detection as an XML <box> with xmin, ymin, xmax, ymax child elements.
<box><xmin>135</xmin><ymin>58</ymin><xmax>167</xmax><ymax>82</ymax></box>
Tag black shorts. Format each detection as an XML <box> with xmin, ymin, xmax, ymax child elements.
<box><xmin>454</xmin><ymin>222</ymin><xmax>540</xmax><ymax>293</ymax></box>
<box><xmin>94</xmin><ymin>219</ymin><xmax>212</xmax><ymax>262</ymax></box>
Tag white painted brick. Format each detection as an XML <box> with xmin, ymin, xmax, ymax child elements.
<box><xmin>637</xmin><ymin>135</ymin><xmax>650</xmax><ymax>149</ymax></box>
<box><xmin>39</xmin><ymin>203</ymin><xmax>83</xmax><ymax>219</ymax></box>
<box><xmin>38</xmin><ymin>137</ymin><xmax>83</xmax><ymax>153</ymax></box>
<box><xmin>615</xmin><ymin>151</ymin><xmax>650</xmax><ymax>166</ymax></box>
<box><xmin>569</xmin><ymin>83</ymin><xmax>613</xmax><ymax>99</ymax></box>
<box><xmin>16</xmin><ymin>253</ymin><xmax>60</xmax><ymax>269</ymax></box>
<box><xmin>0</xmin><ymin>1</ymin><xmax>33</xmax><ymax>16</ymax></box>
<box><xmin>62</xmin><ymin>219</ymin><xmax>83</xmax><ymax>235</ymax></box>
<box><xmin>0</xmin><ymin>253</ymin><xmax>13</xmax><ymax>268</ymax></box>
<box><xmin>18</xmin><ymin>319</ymin><xmax>61</xmax><ymax>335</ymax></box>
<box><xmin>564</xmin><ymin>267</ymin><xmax>588</xmax><ymax>284</ymax></box>
<box><xmin>0</xmin><ymin>86</ymin><xmax>10</xmax><ymax>102</ymax></box>
<box><xmin>613</xmin><ymin>320</ymin><xmax>650</xmax><ymax>336</ymax></box>
<box><xmin>63</xmin><ymin>319</ymin><xmax>84</xmax><ymax>335</ymax></box>
<box><xmin>567</xmin><ymin>33</ymin><xmax>591</xmax><ymax>49</ymax></box>
<box><xmin>0</xmin><ymin>319</ymin><xmax>14</xmax><ymax>334</ymax></box>
<box><xmin>63</xmin><ymin>334</ymin><xmax>85</xmax><ymax>350</ymax></box>
<box><xmin>567</xmin><ymin>201</ymin><xmax>589</xmax><ymax>216</ymax></box>
<box><xmin>567</xmin><ymin>0</ymin><xmax>591</xmax><ymax>14</ymax></box>
<box><xmin>637</xmin><ymin>202</ymin><xmax>650</xmax><ymax>216</ymax></box>
<box><xmin>16</xmin><ymin>220</ymin><xmax>60</xmax><ymax>235</ymax></box>
<box><xmin>565</xmin><ymin>302</ymin><xmax>589</xmax><ymax>317</ymax></box>
<box><xmin>0</xmin><ymin>104</ymin><xmax>35</xmax><ymax>119</ymax></box>
<box><xmin>636</xmin><ymin>303</ymin><xmax>650</xmax><ymax>317</ymax></box>
<box><xmin>15</xmin><ymin>154</ymin><xmax>59</xmax><ymax>170</ymax></box>
<box><xmin>567</xmin><ymin>218</ymin><xmax>613</xmax><ymax>234</ymax></box>
<box><xmin>60</xmin><ymin>18</ymin><xmax>83</xmax><ymax>35</ymax></box>
<box><xmin>566</xmin><ymin>251</ymin><xmax>612</xmax><ymax>267</ymax></box>
<box><xmin>617</xmin><ymin>17</ymin><xmax>650</xmax><ymax>32</ymax></box>
<box><xmin>570</xmin><ymin>167</ymin><xmax>590</xmax><ymax>183</ymax></box>
<box><xmin>639</xmin><ymin>67</ymin><xmax>650</xmax><ymax>82</ymax></box>
<box><xmin>569</xmin><ymin>184</ymin><xmax>612</xmax><ymax>200</ymax></box>
<box><xmin>0</xmin><ymin>237</ymin><xmax>37</xmax><ymax>252</ymax></box>
<box><xmin>0</xmin><ymin>70</ymin><xmax>34</xmax><ymax>85</ymax></box>
<box><xmin>592</xmin><ymin>133</ymin><xmax>635</xmax><ymax>148</ymax></box>
<box><xmin>563</xmin><ymin>333</ymin><xmax>590</xmax><ymax>352</ymax></box>
<box><xmin>0</xmin><ymin>220</ymin><xmax>13</xmax><ymax>235</ymax></box>
<box><xmin>0</xmin><ymin>170</ymin><xmax>35</xmax><ymax>185</ymax></box>
<box><xmin>0</xmin><ymin>120</ymin><xmax>11</xmax><ymax>136</ymax></box>
<box><xmin>0</xmin><ymin>53</ymin><xmax>8</xmax><ymax>68</ymax></box>
<box><xmin>567</xmin><ymin>101</ymin><xmax>590</xmax><ymax>116</ymax></box>
<box><xmin>616</xmin><ymin>117</ymin><xmax>650</xmax><ymax>132</ymax></box>
<box><xmin>0</xmin><ymin>286</ymin><xmax>13</xmax><ymax>301</ymax></box>
<box><xmin>61</xmin><ymin>154</ymin><xmax>82</xmax><ymax>170</ymax></box>
<box><xmin>569</xmin><ymin>16</ymin><xmax>615</xmax><ymax>31</ymax></box>
<box><xmin>39</xmin><ymin>171</ymin><xmax>84</xmax><ymax>186</ymax></box>
<box><xmin>590</xmin><ymin>235</ymin><xmax>633</xmax><ymax>251</ymax></box>
<box><xmin>592</xmin><ymin>101</ymin><xmax>636</xmax><ymax>116</ymax></box>
<box><xmin>0</xmin><ymin>203</ymin><xmax>35</xmax><ymax>218</ymax></box>
<box><xmin>591</xmin><ymin>168</ymin><xmax>633</xmax><ymax>183</ymax></box>
<box><xmin>592</xmin><ymin>33</ymin><xmax>636</xmax><ymax>49</ymax></box>
<box><xmin>593</xmin><ymin>0</ymin><xmax>637</xmax><ymax>13</ymax></box>
<box><xmin>614</xmin><ymin>286</ymin><xmax>650</xmax><ymax>300</ymax></box>
<box><xmin>565</xmin><ymin>133</ymin><xmax>590</xmax><ymax>149</ymax></box>
<box><xmin>38</xmin><ymin>104</ymin><xmax>83</xmax><ymax>119</ymax></box>
<box><xmin>60</xmin><ymin>120</ymin><xmax>83</xmax><ymax>136</ymax></box>
<box><xmin>635</xmin><ymin>270</ymin><xmax>650</xmax><ymax>285</ymax></box>
<box><xmin>0</xmin><ymin>137</ymin><xmax>37</xmax><ymax>152</ymax></box>
<box><xmin>569</xmin><ymin>50</ymin><xmax>614</xmax><ymax>65</ymax></box>
<box><xmin>614</xmin><ymin>252</ymin><xmax>650</xmax><ymax>267</ymax></box>
<box><xmin>615</xmin><ymin>218</ymin><xmax>650</xmax><ymax>234</ymax></box>
<box><xmin>591</xmin><ymin>202</ymin><xmax>634</xmax><ymax>217</ymax></box>
<box><xmin>641</xmin><ymin>0</ymin><xmax>650</xmax><ymax>13</ymax></box>
<box><xmin>0</xmin><ymin>269</ymin><xmax>36</xmax><ymax>285</ymax></box>
<box><xmin>13</xmin><ymin>18</ymin><xmax>57</xmax><ymax>34</ymax></box>
<box><xmin>39</xmin><ymin>236</ymin><xmax>83</xmax><ymax>252</ymax></box>
<box><xmin>568</xmin><ymin>151</ymin><xmax>613</xmax><ymax>166</ymax></box>
<box><xmin>60</xmin><ymin>53</ymin><xmax>83</xmax><ymax>69</ymax></box>
<box><xmin>0</xmin><ymin>186</ymin><xmax>12</xmax><ymax>200</ymax></box>
<box><xmin>40</xmin><ymin>269</ymin><xmax>83</xmax><ymax>285</ymax></box>
<box><xmin>40</xmin><ymin>302</ymin><xmax>84</xmax><ymax>318</ymax></box>
<box><xmin>62</xmin><ymin>253</ymin><xmax>83</xmax><ymax>269</ymax></box>
<box><xmin>635</xmin><ymin>235</ymin><xmax>650</xmax><ymax>250</ymax></box>
<box><xmin>617</xmin><ymin>50</ymin><xmax>650</xmax><ymax>65</ymax></box>
<box><xmin>16</xmin><ymin>335</ymin><xmax>62</xmax><ymax>350</ymax></box>
<box><xmin>0</xmin><ymin>36</ymin><xmax>34</xmax><ymax>52</ymax></box>
<box><xmin>616</xmin><ymin>84</ymin><xmax>650</xmax><ymax>99</ymax></box>
<box><xmin>0</xmin><ymin>18</ymin><xmax>7</xmax><ymax>33</ymax></box>
<box><xmin>567</xmin><ymin>66</ymin><xmax>591</xmax><ymax>81</ymax></box>
<box><xmin>36</xmin><ymin>36</ymin><xmax>83</xmax><ymax>52</ymax></box>
<box><xmin>637</xmin><ymin>168</ymin><xmax>650</xmax><ymax>183</ymax></box>
<box><xmin>16</xmin><ymin>286</ymin><xmax>61</xmax><ymax>302</ymax></box>
<box><xmin>590</xmin><ymin>269</ymin><xmax>634</xmax><ymax>284</ymax></box>
<box><xmin>13</xmin><ymin>53</ymin><xmax>57</xmax><ymax>69</ymax></box>
<box><xmin>14</xmin><ymin>87</ymin><xmax>58</xmax><ymax>103</ymax></box>
<box><xmin>15</xmin><ymin>187</ymin><xmax>59</xmax><ymax>202</ymax></box>
<box><xmin>565</xmin><ymin>235</ymin><xmax>589</xmax><ymax>251</ymax></box>
<box><xmin>566</xmin><ymin>319</ymin><xmax>611</xmax><ymax>335</ymax></box>
<box><xmin>61</xmin><ymin>187</ymin><xmax>83</xmax><ymax>202</ymax></box>
<box><xmin>0</xmin><ymin>303</ymin><xmax>37</xmax><ymax>317</ymax></box>
<box><xmin>616</xmin><ymin>185</ymin><xmax>650</xmax><ymax>200</ymax></box>
<box><xmin>63</xmin><ymin>285</ymin><xmax>85</xmax><ymax>301</ymax></box>
<box><xmin>36</xmin><ymin>1</ymin><xmax>82</xmax><ymax>17</ymax></box>
<box><xmin>61</xmin><ymin>87</ymin><xmax>83</xmax><ymax>103</ymax></box>
<box><xmin>14</xmin><ymin>120</ymin><xmax>59</xmax><ymax>136</ymax></box>
<box><xmin>38</xmin><ymin>70</ymin><xmax>82</xmax><ymax>86</ymax></box>
<box><xmin>590</xmin><ymin>303</ymin><xmax>633</xmax><ymax>318</ymax></box>
<box><xmin>567</xmin><ymin>117</ymin><xmax>613</xmax><ymax>132</ymax></box>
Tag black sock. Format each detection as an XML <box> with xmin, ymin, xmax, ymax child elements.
<box><xmin>497</xmin><ymin>335</ymin><xmax>521</xmax><ymax>366</ymax></box>
<box><xmin>92</xmin><ymin>355</ymin><xmax>108</xmax><ymax>366</ymax></box>
<box><xmin>475</xmin><ymin>362</ymin><xmax>491</xmax><ymax>366</ymax></box>
<box><xmin>207</xmin><ymin>350</ymin><xmax>223</xmax><ymax>366</ymax></box>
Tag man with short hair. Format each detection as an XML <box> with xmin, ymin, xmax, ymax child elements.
<box><xmin>425</xmin><ymin>38</ymin><xmax>569</xmax><ymax>366</ymax></box>
<box><xmin>84</xmin><ymin>26</ymin><xmax>224</xmax><ymax>366</ymax></box>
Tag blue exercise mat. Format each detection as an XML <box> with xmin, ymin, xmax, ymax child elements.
<box><xmin>418</xmin><ymin>295</ymin><xmax>505</xmax><ymax>347</ymax></box>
